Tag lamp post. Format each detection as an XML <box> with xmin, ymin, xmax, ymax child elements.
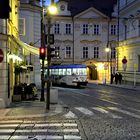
<box><xmin>46</xmin><ymin>0</ymin><xmax>57</xmax><ymax>110</ymax></box>
<box><xmin>105</xmin><ymin>47</ymin><xmax>110</xmax><ymax>84</ymax></box>
<box><xmin>40</xmin><ymin>0</ymin><xmax>45</xmax><ymax>101</ymax></box>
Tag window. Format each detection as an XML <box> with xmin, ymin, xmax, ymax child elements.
<box><xmin>93</xmin><ymin>47</ymin><xmax>99</xmax><ymax>58</ymax></box>
<box><xmin>93</xmin><ymin>24</ymin><xmax>99</xmax><ymax>35</ymax></box>
<box><xmin>111</xmin><ymin>48</ymin><xmax>116</xmax><ymax>59</ymax></box>
<box><xmin>82</xmin><ymin>24</ymin><xmax>88</xmax><ymax>34</ymax></box>
<box><xmin>55</xmin><ymin>46</ymin><xmax>60</xmax><ymax>57</ymax></box>
<box><xmin>54</xmin><ymin>24</ymin><xmax>60</xmax><ymax>34</ymax></box>
<box><xmin>19</xmin><ymin>18</ymin><xmax>25</xmax><ymax>35</ymax></box>
<box><xmin>83</xmin><ymin>47</ymin><xmax>88</xmax><ymax>58</ymax></box>
<box><xmin>60</xmin><ymin>5</ymin><xmax>65</xmax><ymax>11</ymax></box>
<box><xmin>65</xmin><ymin>46</ymin><xmax>71</xmax><ymax>58</ymax></box>
<box><xmin>110</xmin><ymin>25</ymin><xmax>117</xmax><ymax>35</ymax></box>
<box><xmin>66</xmin><ymin>24</ymin><xmax>71</xmax><ymax>34</ymax></box>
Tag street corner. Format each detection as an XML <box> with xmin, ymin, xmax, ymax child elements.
<box><xmin>0</xmin><ymin>101</ymin><xmax>66</xmax><ymax>120</ymax></box>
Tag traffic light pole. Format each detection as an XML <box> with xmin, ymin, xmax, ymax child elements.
<box><xmin>46</xmin><ymin>14</ymin><xmax>51</xmax><ymax>110</ymax></box>
<box><xmin>46</xmin><ymin>0</ymin><xmax>55</xmax><ymax>110</ymax></box>
<box><xmin>40</xmin><ymin>0</ymin><xmax>45</xmax><ymax>101</ymax></box>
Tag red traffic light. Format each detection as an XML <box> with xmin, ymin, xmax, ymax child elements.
<box><xmin>39</xmin><ymin>47</ymin><xmax>46</xmax><ymax>60</ymax></box>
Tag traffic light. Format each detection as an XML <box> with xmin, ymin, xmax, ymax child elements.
<box><xmin>39</xmin><ymin>47</ymin><xmax>46</xmax><ymax>60</ymax></box>
<box><xmin>45</xmin><ymin>34</ymin><xmax>54</xmax><ymax>45</ymax></box>
<box><xmin>0</xmin><ymin>0</ymin><xmax>11</xmax><ymax>19</ymax></box>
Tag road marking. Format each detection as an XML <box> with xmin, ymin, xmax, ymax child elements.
<box><xmin>48</xmin><ymin>129</ymin><xmax>79</xmax><ymax>133</ymax></box>
<box><xmin>0</xmin><ymin>136</ymin><xmax>10</xmax><ymax>140</ymax></box>
<box><xmin>9</xmin><ymin>135</ymin><xmax>63</xmax><ymax>140</ymax></box>
<box><xmin>64</xmin><ymin>135</ymin><xmax>81</xmax><ymax>139</ymax></box>
<box><xmin>75</xmin><ymin>107</ymin><xmax>94</xmax><ymax>116</ymax></box>
<box><xmin>0</xmin><ymin>120</ymin><xmax>81</xmax><ymax>140</ymax></box>
<box><xmin>92</xmin><ymin>107</ymin><xmax>122</xmax><ymax>119</ymax></box>
<box><xmin>92</xmin><ymin>107</ymin><xmax>108</xmax><ymax>113</ymax></box>
<box><xmin>64</xmin><ymin>111</ymin><xmax>77</xmax><ymax>118</ymax></box>
<box><xmin>0</xmin><ymin>124</ymin><xmax>19</xmax><ymax>128</ymax></box>
<box><xmin>35</xmin><ymin>123</ymin><xmax>62</xmax><ymax>127</ymax></box>
<box><xmin>0</xmin><ymin>129</ymin><xmax>15</xmax><ymax>133</ymax></box>
<box><xmin>0</xmin><ymin>135</ymin><xmax>81</xmax><ymax>140</ymax></box>
<box><xmin>108</xmin><ymin>107</ymin><xmax>140</xmax><ymax>119</ymax></box>
<box><xmin>0</xmin><ymin>120</ymin><xmax>23</xmax><ymax>124</ymax></box>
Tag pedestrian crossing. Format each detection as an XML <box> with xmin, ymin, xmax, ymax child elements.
<box><xmin>0</xmin><ymin>120</ymin><xmax>81</xmax><ymax>140</ymax></box>
<box><xmin>64</xmin><ymin>106</ymin><xmax>140</xmax><ymax>119</ymax></box>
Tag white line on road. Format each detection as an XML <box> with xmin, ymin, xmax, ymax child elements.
<box><xmin>108</xmin><ymin>107</ymin><xmax>140</xmax><ymax>119</ymax></box>
<box><xmin>0</xmin><ymin>124</ymin><xmax>19</xmax><ymax>128</ymax></box>
<box><xmin>92</xmin><ymin>107</ymin><xmax>122</xmax><ymax>119</ymax></box>
<box><xmin>75</xmin><ymin>107</ymin><xmax>94</xmax><ymax>116</ymax></box>
<box><xmin>8</xmin><ymin>135</ymin><xmax>82</xmax><ymax>140</ymax></box>
<box><xmin>64</xmin><ymin>111</ymin><xmax>77</xmax><ymax>119</ymax></box>
<box><xmin>64</xmin><ymin>135</ymin><xmax>81</xmax><ymax>140</ymax></box>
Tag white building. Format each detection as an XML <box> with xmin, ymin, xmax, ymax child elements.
<box><xmin>19</xmin><ymin>0</ymin><xmax>42</xmax><ymax>87</ymax></box>
<box><xmin>46</xmin><ymin>0</ymin><xmax>118</xmax><ymax>81</ymax></box>
<box><xmin>117</xmin><ymin>0</ymin><xmax>140</xmax><ymax>85</ymax></box>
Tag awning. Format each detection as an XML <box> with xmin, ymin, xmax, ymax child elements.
<box><xmin>12</xmin><ymin>35</ymin><xmax>39</xmax><ymax>56</ymax></box>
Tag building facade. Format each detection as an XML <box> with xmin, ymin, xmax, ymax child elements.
<box><xmin>0</xmin><ymin>0</ymin><xmax>40</xmax><ymax>108</ymax></box>
<box><xmin>0</xmin><ymin>0</ymin><xmax>21</xmax><ymax>108</ymax></box>
<box><xmin>19</xmin><ymin>0</ymin><xmax>42</xmax><ymax>87</ymax></box>
<box><xmin>117</xmin><ymin>0</ymin><xmax>140</xmax><ymax>85</ymax></box>
<box><xmin>46</xmin><ymin>0</ymin><xmax>118</xmax><ymax>81</ymax></box>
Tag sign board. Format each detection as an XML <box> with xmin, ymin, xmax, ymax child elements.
<box><xmin>0</xmin><ymin>49</ymin><xmax>4</xmax><ymax>63</ymax></box>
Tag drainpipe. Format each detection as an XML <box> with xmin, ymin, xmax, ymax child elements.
<box><xmin>72</xmin><ymin>16</ymin><xmax>74</xmax><ymax>64</ymax></box>
<box><xmin>117</xmin><ymin>0</ymin><xmax>120</xmax><ymax>71</ymax></box>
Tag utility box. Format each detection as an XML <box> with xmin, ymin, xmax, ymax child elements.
<box><xmin>50</xmin><ymin>88</ymin><xmax>58</xmax><ymax>104</ymax></box>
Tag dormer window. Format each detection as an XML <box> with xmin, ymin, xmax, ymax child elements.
<box><xmin>60</xmin><ymin>5</ymin><xmax>65</xmax><ymax>11</ymax></box>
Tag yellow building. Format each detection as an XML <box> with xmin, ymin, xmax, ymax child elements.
<box><xmin>0</xmin><ymin>0</ymin><xmax>39</xmax><ymax>108</ymax></box>
<box><xmin>117</xmin><ymin>0</ymin><xmax>140</xmax><ymax>85</ymax></box>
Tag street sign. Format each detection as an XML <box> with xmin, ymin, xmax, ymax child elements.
<box><xmin>0</xmin><ymin>49</ymin><xmax>4</xmax><ymax>63</ymax></box>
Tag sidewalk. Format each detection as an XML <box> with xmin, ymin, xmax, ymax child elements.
<box><xmin>88</xmin><ymin>80</ymin><xmax>140</xmax><ymax>91</ymax></box>
<box><xmin>0</xmin><ymin>95</ymin><xmax>64</xmax><ymax>120</ymax></box>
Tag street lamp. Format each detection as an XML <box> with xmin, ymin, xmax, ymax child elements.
<box><xmin>104</xmin><ymin>47</ymin><xmax>110</xmax><ymax>84</ymax></box>
<box><xmin>40</xmin><ymin>0</ymin><xmax>46</xmax><ymax>101</ymax></box>
<box><xmin>46</xmin><ymin>0</ymin><xmax>58</xmax><ymax>110</ymax></box>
